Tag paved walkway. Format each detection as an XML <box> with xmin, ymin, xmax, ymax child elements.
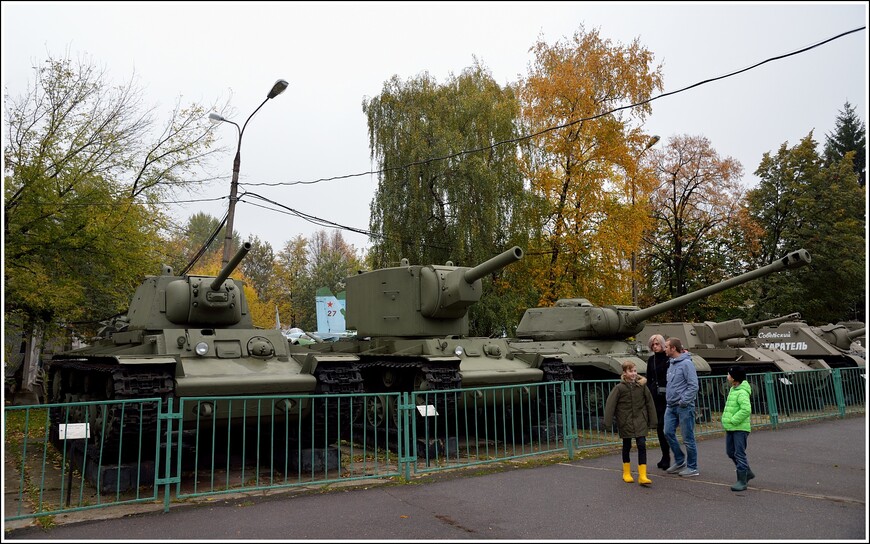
<box><xmin>4</xmin><ymin>415</ymin><xmax>867</xmax><ymax>540</ymax></box>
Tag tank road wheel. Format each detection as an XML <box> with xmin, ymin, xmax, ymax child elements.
<box><xmin>362</xmin><ymin>394</ymin><xmax>401</xmax><ymax>430</ymax></box>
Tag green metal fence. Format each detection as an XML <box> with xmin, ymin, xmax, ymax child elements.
<box><xmin>4</xmin><ymin>367</ymin><xmax>864</xmax><ymax>522</ymax></box>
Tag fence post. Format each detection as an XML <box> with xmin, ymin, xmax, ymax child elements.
<box><xmin>832</xmin><ymin>368</ymin><xmax>846</xmax><ymax>417</ymax></box>
<box><xmin>763</xmin><ymin>373</ymin><xmax>779</xmax><ymax>429</ymax></box>
<box><xmin>398</xmin><ymin>392</ymin><xmax>414</xmax><ymax>481</ymax></box>
<box><xmin>562</xmin><ymin>381</ymin><xmax>576</xmax><ymax>460</ymax></box>
<box><xmin>156</xmin><ymin>397</ymin><xmax>182</xmax><ymax>513</ymax></box>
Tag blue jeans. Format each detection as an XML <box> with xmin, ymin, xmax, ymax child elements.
<box><xmin>664</xmin><ymin>404</ymin><xmax>697</xmax><ymax>470</ymax></box>
<box><xmin>726</xmin><ymin>430</ymin><xmax>750</xmax><ymax>472</ymax></box>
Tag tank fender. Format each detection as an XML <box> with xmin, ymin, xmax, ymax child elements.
<box><xmin>299</xmin><ymin>353</ymin><xmax>361</xmax><ymax>375</ymax></box>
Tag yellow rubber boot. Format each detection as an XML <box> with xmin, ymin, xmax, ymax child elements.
<box><xmin>622</xmin><ymin>462</ymin><xmax>634</xmax><ymax>483</ymax></box>
<box><xmin>638</xmin><ymin>464</ymin><xmax>652</xmax><ymax>486</ymax></box>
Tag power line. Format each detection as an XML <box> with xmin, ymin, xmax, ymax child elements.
<box><xmin>241</xmin><ymin>26</ymin><xmax>865</xmax><ymax>189</ymax></box>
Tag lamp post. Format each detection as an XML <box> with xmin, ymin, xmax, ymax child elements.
<box><xmin>210</xmin><ymin>79</ymin><xmax>289</xmax><ymax>267</ymax></box>
<box><xmin>631</xmin><ymin>134</ymin><xmax>660</xmax><ymax>306</ymax></box>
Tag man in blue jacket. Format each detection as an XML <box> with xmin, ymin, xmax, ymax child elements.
<box><xmin>663</xmin><ymin>337</ymin><xmax>699</xmax><ymax>477</ymax></box>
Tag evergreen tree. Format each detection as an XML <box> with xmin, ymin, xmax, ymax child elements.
<box><xmin>748</xmin><ymin>132</ymin><xmax>865</xmax><ymax>323</ymax></box>
<box><xmin>823</xmin><ymin>101</ymin><xmax>866</xmax><ymax>187</ymax></box>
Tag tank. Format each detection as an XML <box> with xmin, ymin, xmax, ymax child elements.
<box><xmin>508</xmin><ymin>249</ymin><xmax>811</xmax><ymax>421</ymax></box>
<box><xmin>639</xmin><ymin>312</ymin><xmax>811</xmax><ymax>376</ymax></box>
<box><xmin>44</xmin><ymin>242</ymin><xmax>363</xmax><ymax>460</ymax></box>
<box><xmin>287</xmin><ymin>247</ymin><xmax>568</xmax><ymax>442</ymax></box>
<box><xmin>756</xmin><ymin>320</ymin><xmax>866</xmax><ymax>370</ymax></box>
<box><xmin>509</xmin><ymin>249</ymin><xmax>813</xmax><ymax>382</ymax></box>
<box><xmin>639</xmin><ymin>312</ymin><xmax>828</xmax><ymax>413</ymax></box>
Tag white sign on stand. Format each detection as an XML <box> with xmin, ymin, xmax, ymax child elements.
<box><xmin>416</xmin><ymin>405</ymin><xmax>438</xmax><ymax>417</ymax></box>
<box><xmin>58</xmin><ymin>423</ymin><xmax>90</xmax><ymax>440</ymax></box>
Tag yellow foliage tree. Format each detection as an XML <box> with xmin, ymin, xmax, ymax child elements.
<box><xmin>519</xmin><ymin>26</ymin><xmax>664</xmax><ymax>306</ymax></box>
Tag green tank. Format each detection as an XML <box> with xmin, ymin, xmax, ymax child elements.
<box><xmin>639</xmin><ymin>312</ymin><xmax>811</xmax><ymax>376</ymax></box>
<box><xmin>508</xmin><ymin>249</ymin><xmax>811</xmax><ymax>421</ymax></box>
<box><xmin>44</xmin><ymin>242</ymin><xmax>363</xmax><ymax>460</ymax></box>
<box><xmin>639</xmin><ymin>312</ymin><xmax>826</xmax><ymax>412</ymax></box>
<box><xmin>756</xmin><ymin>321</ymin><xmax>866</xmax><ymax>368</ymax></box>
<box><xmin>287</xmin><ymin>247</ymin><xmax>569</xmax><ymax>441</ymax></box>
<box><xmin>509</xmin><ymin>249</ymin><xmax>812</xmax><ymax>381</ymax></box>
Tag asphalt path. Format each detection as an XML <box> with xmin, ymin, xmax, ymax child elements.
<box><xmin>6</xmin><ymin>415</ymin><xmax>867</xmax><ymax>541</ymax></box>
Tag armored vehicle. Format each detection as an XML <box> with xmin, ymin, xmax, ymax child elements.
<box><xmin>639</xmin><ymin>312</ymin><xmax>811</xmax><ymax>375</ymax></box>
<box><xmin>757</xmin><ymin>321</ymin><xmax>866</xmax><ymax>369</ymax></box>
<box><xmin>755</xmin><ymin>320</ymin><xmax>865</xmax><ymax>403</ymax></box>
<box><xmin>44</xmin><ymin>242</ymin><xmax>363</xmax><ymax>460</ymax></box>
<box><xmin>287</xmin><ymin>247</ymin><xmax>570</xmax><ymax>442</ymax></box>
<box><xmin>508</xmin><ymin>249</ymin><xmax>811</xmax><ymax>419</ymax></box>
<box><xmin>639</xmin><ymin>312</ymin><xmax>826</xmax><ymax>412</ymax></box>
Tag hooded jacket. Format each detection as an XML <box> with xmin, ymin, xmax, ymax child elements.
<box><xmin>722</xmin><ymin>379</ymin><xmax>752</xmax><ymax>432</ymax></box>
<box><xmin>665</xmin><ymin>351</ymin><xmax>699</xmax><ymax>408</ymax></box>
<box><xmin>604</xmin><ymin>375</ymin><xmax>658</xmax><ymax>439</ymax></box>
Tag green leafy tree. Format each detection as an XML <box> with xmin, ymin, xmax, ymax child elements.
<box><xmin>363</xmin><ymin>60</ymin><xmax>530</xmax><ymax>335</ymax></box>
<box><xmin>747</xmin><ymin>132</ymin><xmax>865</xmax><ymax>323</ymax></box>
<box><xmin>519</xmin><ymin>26</ymin><xmax>664</xmax><ymax>307</ymax></box>
<box><xmin>4</xmin><ymin>52</ymin><xmax>222</xmax><ymax>368</ymax></box>
<box><xmin>823</xmin><ymin>101</ymin><xmax>866</xmax><ymax>187</ymax></box>
<box><xmin>272</xmin><ymin>235</ymin><xmax>309</xmax><ymax>330</ymax></box>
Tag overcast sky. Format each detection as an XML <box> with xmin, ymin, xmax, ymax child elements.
<box><xmin>2</xmin><ymin>1</ymin><xmax>867</xmax><ymax>256</ymax></box>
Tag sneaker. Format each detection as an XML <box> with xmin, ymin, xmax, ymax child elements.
<box><xmin>666</xmin><ymin>461</ymin><xmax>686</xmax><ymax>474</ymax></box>
<box><xmin>679</xmin><ymin>467</ymin><xmax>700</xmax><ymax>477</ymax></box>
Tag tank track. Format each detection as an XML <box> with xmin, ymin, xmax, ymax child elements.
<box><xmin>536</xmin><ymin>358</ymin><xmax>573</xmax><ymax>440</ymax></box>
<box><xmin>354</xmin><ymin>359</ymin><xmax>462</xmax><ymax>448</ymax></box>
<box><xmin>46</xmin><ymin>358</ymin><xmax>174</xmax><ymax>457</ymax></box>
<box><xmin>308</xmin><ymin>364</ymin><xmax>365</xmax><ymax>445</ymax></box>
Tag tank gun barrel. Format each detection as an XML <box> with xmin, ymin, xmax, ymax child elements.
<box><xmin>744</xmin><ymin>313</ymin><xmax>802</xmax><ymax>329</ymax></box>
<box><xmin>210</xmin><ymin>241</ymin><xmax>252</xmax><ymax>291</ymax></box>
<box><xmin>627</xmin><ymin>249</ymin><xmax>811</xmax><ymax>327</ymax></box>
<box><xmin>463</xmin><ymin>246</ymin><xmax>524</xmax><ymax>283</ymax></box>
<box><xmin>848</xmin><ymin>328</ymin><xmax>866</xmax><ymax>341</ymax></box>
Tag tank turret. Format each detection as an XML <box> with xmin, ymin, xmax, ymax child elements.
<box><xmin>516</xmin><ymin>249</ymin><xmax>811</xmax><ymax>341</ymax></box>
<box><xmin>346</xmin><ymin>246</ymin><xmax>523</xmax><ymax>337</ymax></box>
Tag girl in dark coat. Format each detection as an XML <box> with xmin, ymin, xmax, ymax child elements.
<box><xmin>645</xmin><ymin>333</ymin><xmax>670</xmax><ymax>469</ymax></box>
<box><xmin>604</xmin><ymin>361</ymin><xmax>658</xmax><ymax>486</ymax></box>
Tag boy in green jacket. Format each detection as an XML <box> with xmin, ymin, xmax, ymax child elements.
<box><xmin>722</xmin><ymin>365</ymin><xmax>755</xmax><ymax>491</ymax></box>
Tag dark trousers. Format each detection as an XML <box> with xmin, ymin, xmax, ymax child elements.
<box><xmin>726</xmin><ymin>430</ymin><xmax>750</xmax><ymax>472</ymax></box>
<box><xmin>654</xmin><ymin>395</ymin><xmax>669</xmax><ymax>460</ymax></box>
<box><xmin>622</xmin><ymin>436</ymin><xmax>647</xmax><ymax>464</ymax></box>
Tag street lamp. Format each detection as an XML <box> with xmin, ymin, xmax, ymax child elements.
<box><xmin>631</xmin><ymin>134</ymin><xmax>660</xmax><ymax>306</ymax></box>
<box><xmin>210</xmin><ymin>79</ymin><xmax>289</xmax><ymax>267</ymax></box>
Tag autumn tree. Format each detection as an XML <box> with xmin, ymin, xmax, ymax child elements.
<box><xmin>519</xmin><ymin>26</ymin><xmax>664</xmax><ymax>307</ymax></box>
<box><xmin>641</xmin><ymin>135</ymin><xmax>745</xmax><ymax>321</ymax></box>
<box><xmin>4</xmin><ymin>53</ymin><xmax>223</xmax><ymax>383</ymax></box>
<box><xmin>363</xmin><ymin>60</ymin><xmax>531</xmax><ymax>335</ymax></box>
<box><xmin>823</xmin><ymin>101</ymin><xmax>866</xmax><ymax>187</ymax></box>
<box><xmin>747</xmin><ymin>132</ymin><xmax>865</xmax><ymax>323</ymax></box>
